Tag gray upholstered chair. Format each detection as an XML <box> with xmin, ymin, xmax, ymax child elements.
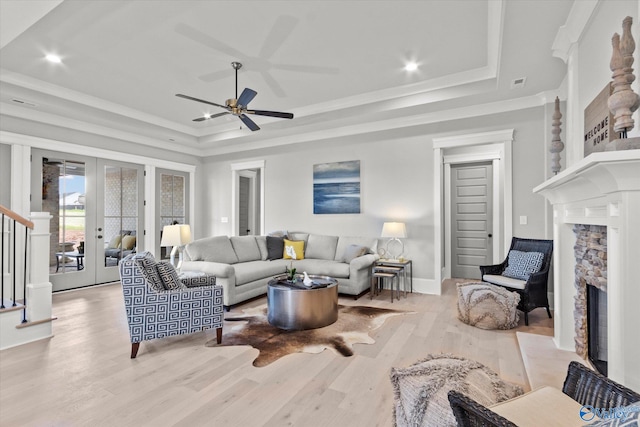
<box><xmin>480</xmin><ymin>237</ymin><xmax>553</xmax><ymax>325</ymax></box>
<box><xmin>119</xmin><ymin>252</ymin><xmax>223</xmax><ymax>358</ymax></box>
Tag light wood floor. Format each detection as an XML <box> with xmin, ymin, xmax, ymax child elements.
<box><xmin>0</xmin><ymin>279</ymin><xmax>554</xmax><ymax>427</ymax></box>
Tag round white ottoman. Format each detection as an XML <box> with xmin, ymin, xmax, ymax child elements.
<box><xmin>456</xmin><ymin>282</ymin><xmax>520</xmax><ymax>330</ymax></box>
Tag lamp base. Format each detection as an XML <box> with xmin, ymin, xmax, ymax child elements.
<box><xmin>169</xmin><ymin>246</ymin><xmax>184</xmax><ymax>272</ymax></box>
<box><xmin>386</xmin><ymin>238</ymin><xmax>404</xmax><ymax>261</ymax></box>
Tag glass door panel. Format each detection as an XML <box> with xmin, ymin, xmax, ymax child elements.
<box><xmin>31</xmin><ymin>150</ymin><xmax>96</xmax><ymax>291</ymax></box>
<box><xmin>156</xmin><ymin>170</ymin><xmax>188</xmax><ymax>260</ymax></box>
<box><xmin>97</xmin><ymin>161</ymin><xmax>144</xmax><ymax>284</ymax></box>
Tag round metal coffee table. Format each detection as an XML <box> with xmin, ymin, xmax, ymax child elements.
<box><xmin>267</xmin><ymin>274</ymin><xmax>338</xmax><ymax>330</ymax></box>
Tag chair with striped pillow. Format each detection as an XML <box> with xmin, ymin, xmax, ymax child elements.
<box><xmin>119</xmin><ymin>252</ymin><xmax>223</xmax><ymax>358</ymax></box>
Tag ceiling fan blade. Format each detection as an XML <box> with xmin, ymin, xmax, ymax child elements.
<box><xmin>258</xmin><ymin>15</ymin><xmax>298</xmax><ymax>59</ymax></box>
<box><xmin>199</xmin><ymin>68</ymin><xmax>234</xmax><ymax>83</ymax></box>
<box><xmin>239</xmin><ymin>114</ymin><xmax>260</xmax><ymax>131</ymax></box>
<box><xmin>272</xmin><ymin>63</ymin><xmax>340</xmax><ymax>75</ymax></box>
<box><xmin>175</xmin><ymin>23</ymin><xmax>247</xmax><ymax>60</ymax></box>
<box><xmin>248</xmin><ymin>110</ymin><xmax>294</xmax><ymax>119</ymax></box>
<box><xmin>176</xmin><ymin>94</ymin><xmax>227</xmax><ymax>110</ymax></box>
<box><xmin>192</xmin><ymin>112</ymin><xmax>230</xmax><ymax>122</ymax></box>
<box><xmin>259</xmin><ymin>71</ymin><xmax>286</xmax><ymax>97</ymax></box>
<box><xmin>237</xmin><ymin>88</ymin><xmax>257</xmax><ymax>107</ymax></box>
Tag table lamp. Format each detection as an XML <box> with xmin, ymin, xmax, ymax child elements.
<box><xmin>381</xmin><ymin>222</ymin><xmax>407</xmax><ymax>261</ymax></box>
<box><xmin>160</xmin><ymin>224</ymin><xmax>192</xmax><ymax>271</ymax></box>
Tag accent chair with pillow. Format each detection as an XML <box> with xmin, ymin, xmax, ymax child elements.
<box><xmin>105</xmin><ymin>230</ymin><xmax>137</xmax><ymax>266</ymax></box>
<box><xmin>119</xmin><ymin>251</ymin><xmax>223</xmax><ymax>358</ymax></box>
<box><xmin>448</xmin><ymin>361</ymin><xmax>640</xmax><ymax>427</ymax></box>
<box><xmin>480</xmin><ymin>237</ymin><xmax>553</xmax><ymax>325</ymax></box>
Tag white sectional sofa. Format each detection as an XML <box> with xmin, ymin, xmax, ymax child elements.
<box><xmin>181</xmin><ymin>232</ymin><xmax>379</xmax><ymax>310</ymax></box>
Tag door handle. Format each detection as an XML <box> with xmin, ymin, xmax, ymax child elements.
<box><xmin>97</xmin><ymin>235</ymin><xmax>103</xmax><ymax>239</ymax></box>
<box><xmin>488</xmin><ymin>234</ymin><xmax>493</xmax><ymax>238</ymax></box>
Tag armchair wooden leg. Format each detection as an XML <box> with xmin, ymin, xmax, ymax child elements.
<box><xmin>524</xmin><ymin>312</ymin><xmax>529</xmax><ymax>326</ymax></box>
<box><xmin>216</xmin><ymin>327</ymin><xmax>222</xmax><ymax>344</ymax></box>
<box><xmin>546</xmin><ymin>307</ymin><xmax>552</xmax><ymax>318</ymax></box>
<box><xmin>131</xmin><ymin>342</ymin><xmax>140</xmax><ymax>358</ymax></box>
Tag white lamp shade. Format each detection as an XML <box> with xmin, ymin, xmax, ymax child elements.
<box><xmin>381</xmin><ymin>222</ymin><xmax>407</xmax><ymax>238</ymax></box>
<box><xmin>160</xmin><ymin>224</ymin><xmax>192</xmax><ymax>247</ymax></box>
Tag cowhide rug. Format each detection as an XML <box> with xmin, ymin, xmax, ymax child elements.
<box><xmin>205</xmin><ymin>304</ymin><xmax>412</xmax><ymax>367</ymax></box>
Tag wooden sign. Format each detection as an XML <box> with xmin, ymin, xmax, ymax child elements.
<box><xmin>584</xmin><ymin>83</ymin><xmax>615</xmax><ymax>156</ymax></box>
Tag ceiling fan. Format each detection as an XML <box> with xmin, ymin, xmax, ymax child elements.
<box><xmin>176</xmin><ymin>62</ymin><xmax>294</xmax><ymax>131</ymax></box>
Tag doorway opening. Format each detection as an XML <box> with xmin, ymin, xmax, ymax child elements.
<box><xmin>231</xmin><ymin>160</ymin><xmax>264</xmax><ymax>237</ymax></box>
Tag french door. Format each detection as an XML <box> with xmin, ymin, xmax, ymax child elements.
<box><xmin>31</xmin><ymin>150</ymin><xmax>144</xmax><ymax>291</ymax></box>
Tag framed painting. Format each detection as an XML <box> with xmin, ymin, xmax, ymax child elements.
<box><xmin>313</xmin><ymin>160</ymin><xmax>361</xmax><ymax>214</ymax></box>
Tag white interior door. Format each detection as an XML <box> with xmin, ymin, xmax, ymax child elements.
<box><xmin>451</xmin><ymin>162</ymin><xmax>493</xmax><ymax>279</ymax></box>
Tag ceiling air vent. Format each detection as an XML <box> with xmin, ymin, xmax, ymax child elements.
<box><xmin>511</xmin><ymin>77</ymin><xmax>527</xmax><ymax>89</ymax></box>
<box><xmin>11</xmin><ymin>98</ymin><xmax>38</xmax><ymax>107</ymax></box>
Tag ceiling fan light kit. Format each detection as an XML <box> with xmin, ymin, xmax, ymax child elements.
<box><xmin>176</xmin><ymin>62</ymin><xmax>294</xmax><ymax>131</ymax></box>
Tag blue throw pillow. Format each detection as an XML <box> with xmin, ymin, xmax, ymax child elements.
<box><xmin>503</xmin><ymin>250</ymin><xmax>544</xmax><ymax>280</ymax></box>
<box><xmin>582</xmin><ymin>400</ymin><xmax>640</xmax><ymax>426</ymax></box>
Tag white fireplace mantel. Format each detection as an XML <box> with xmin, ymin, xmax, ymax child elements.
<box><xmin>533</xmin><ymin>150</ymin><xmax>640</xmax><ymax>391</ymax></box>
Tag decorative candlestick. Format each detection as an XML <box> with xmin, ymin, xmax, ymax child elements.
<box><xmin>550</xmin><ymin>96</ymin><xmax>564</xmax><ymax>175</ymax></box>
<box><xmin>606</xmin><ymin>17</ymin><xmax>640</xmax><ymax>151</ymax></box>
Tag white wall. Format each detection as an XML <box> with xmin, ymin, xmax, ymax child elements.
<box><xmin>564</xmin><ymin>0</ymin><xmax>639</xmax><ymax>163</ymax></box>
<box><xmin>0</xmin><ymin>143</ymin><xmax>10</xmax><ymax>206</ymax></box>
<box><xmin>201</xmin><ymin>106</ymin><xmax>549</xmax><ymax>285</ymax></box>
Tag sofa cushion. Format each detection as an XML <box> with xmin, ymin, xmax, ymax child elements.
<box><xmin>107</xmin><ymin>234</ymin><xmax>122</xmax><ymax>249</ymax></box>
<box><xmin>305</xmin><ymin>234</ymin><xmax>338</xmax><ymax>260</ymax></box>
<box><xmin>255</xmin><ymin>236</ymin><xmax>268</xmax><ymax>261</ymax></box>
<box><xmin>121</xmin><ymin>235</ymin><xmax>137</xmax><ymax>250</ymax></box>
<box><xmin>284</xmin><ymin>239</ymin><xmax>305</xmax><ymax>260</ymax></box>
<box><xmin>483</xmin><ymin>274</ymin><xmax>527</xmax><ymax>290</ymax></box>
<box><xmin>185</xmin><ymin>236</ymin><xmax>239</xmax><ymax>264</ymax></box>
<box><xmin>503</xmin><ymin>250</ymin><xmax>544</xmax><ymax>280</ymax></box>
<box><xmin>233</xmin><ymin>260</ymin><xmax>289</xmax><ymax>286</ymax></box>
<box><xmin>266</xmin><ymin>236</ymin><xmax>284</xmax><ymax>260</ymax></box>
<box><xmin>335</xmin><ymin>236</ymin><xmax>378</xmax><ymax>261</ymax></box>
<box><xmin>489</xmin><ymin>386</ymin><xmax>583</xmax><ymax>427</ymax></box>
<box><xmin>230</xmin><ymin>236</ymin><xmax>261</xmax><ymax>262</ymax></box>
<box><xmin>342</xmin><ymin>244</ymin><xmax>370</xmax><ymax>263</ymax></box>
<box><xmin>268</xmin><ymin>230</ymin><xmax>288</xmax><ymax>238</ymax></box>
<box><xmin>156</xmin><ymin>262</ymin><xmax>184</xmax><ymax>290</ymax></box>
<box><xmin>288</xmin><ymin>232</ymin><xmax>309</xmax><ymax>243</ymax></box>
<box><xmin>293</xmin><ymin>259</ymin><xmax>350</xmax><ymax>278</ymax></box>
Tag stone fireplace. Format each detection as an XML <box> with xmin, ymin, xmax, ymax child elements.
<box><xmin>534</xmin><ymin>151</ymin><xmax>640</xmax><ymax>391</ymax></box>
<box><xmin>573</xmin><ymin>224</ymin><xmax>608</xmax><ymax>375</ymax></box>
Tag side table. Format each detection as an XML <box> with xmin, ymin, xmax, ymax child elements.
<box><xmin>374</xmin><ymin>259</ymin><xmax>412</xmax><ymax>296</ymax></box>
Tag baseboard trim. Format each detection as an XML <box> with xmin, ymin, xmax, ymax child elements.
<box><xmin>412</xmin><ymin>278</ymin><xmax>441</xmax><ymax>295</ymax></box>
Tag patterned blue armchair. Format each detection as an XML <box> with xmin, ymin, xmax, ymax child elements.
<box><xmin>119</xmin><ymin>252</ymin><xmax>223</xmax><ymax>358</ymax></box>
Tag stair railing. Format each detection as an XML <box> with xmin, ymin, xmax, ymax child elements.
<box><xmin>0</xmin><ymin>205</ymin><xmax>33</xmax><ymax>322</ymax></box>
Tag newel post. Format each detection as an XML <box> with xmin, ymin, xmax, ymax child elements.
<box><xmin>27</xmin><ymin>212</ymin><xmax>53</xmax><ymax>322</ymax></box>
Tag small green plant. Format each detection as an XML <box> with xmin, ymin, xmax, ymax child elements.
<box><xmin>286</xmin><ymin>263</ymin><xmax>297</xmax><ymax>281</ymax></box>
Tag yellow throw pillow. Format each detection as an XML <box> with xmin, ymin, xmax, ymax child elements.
<box><xmin>283</xmin><ymin>239</ymin><xmax>305</xmax><ymax>260</ymax></box>
<box><xmin>121</xmin><ymin>235</ymin><xmax>137</xmax><ymax>250</ymax></box>
<box><xmin>107</xmin><ymin>235</ymin><xmax>122</xmax><ymax>249</ymax></box>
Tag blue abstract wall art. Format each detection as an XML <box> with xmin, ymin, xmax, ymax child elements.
<box><xmin>313</xmin><ymin>160</ymin><xmax>361</xmax><ymax>214</ymax></box>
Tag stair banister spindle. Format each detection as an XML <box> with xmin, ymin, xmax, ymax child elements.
<box><xmin>1</xmin><ymin>213</ymin><xmax>4</xmax><ymax>309</ymax></box>
<box><xmin>12</xmin><ymin>219</ymin><xmax>17</xmax><ymax>307</ymax></box>
<box><xmin>22</xmin><ymin>226</ymin><xmax>28</xmax><ymax>323</ymax></box>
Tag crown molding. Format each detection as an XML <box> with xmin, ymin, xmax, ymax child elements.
<box><xmin>0</xmin><ymin>69</ymin><xmax>197</xmax><ymax>135</ymax></box>
<box><xmin>552</xmin><ymin>0</ymin><xmax>599</xmax><ymax>63</ymax></box>
<box><xmin>0</xmin><ymin>102</ymin><xmax>202</xmax><ymax>157</ymax></box>
<box><xmin>203</xmin><ymin>95</ymin><xmax>541</xmax><ymax>157</ymax></box>
<box><xmin>0</xmin><ymin>130</ymin><xmax>197</xmax><ymax>172</ymax></box>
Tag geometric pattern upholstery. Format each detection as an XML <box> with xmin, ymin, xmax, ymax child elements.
<box><xmin>119</xmin><ymin>253</ymin><xmax>223</xmax><ymax>348</ymax></box>
<box><xmin>134</xmin><ymin>253</ymin><xmax>165</xmax><ymax>292</ymax></box>
<box><xmin>179</xmin><ymin>270</ymin><xmax>217</xmax><ymax>288</ymax></box>
<box><xmin>155</xmin><ymin>261</ymin><xmax>183</xmax><ymax>290</ymax></box>
<box><xmin>502</xmin><ymin>250</ymin><xmax>544</xmax><ymax>280</ymax></box>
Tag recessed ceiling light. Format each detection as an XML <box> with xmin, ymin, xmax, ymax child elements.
<box><xmin>204</xmin><ymin>113</ymin><xmax>211</xmax><ymax>119</ymax></box>
<box><xmin>45</xmin><ymin>54</ymin><xmax>62</xmax><ymax>64</ymax></box>
<box><xmin>404</xmin><ymin>62</ymin><xmax>418</xmax><ymax>72</ymax></box>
